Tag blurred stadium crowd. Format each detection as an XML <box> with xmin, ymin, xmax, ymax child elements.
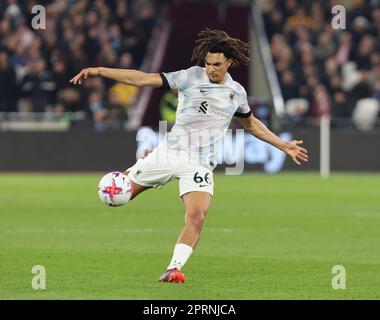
<box><xmin>0</xmin><ymin>0</ymin><xmax>159</xmax><ymax>130</ymax></box>
<box><xmin>1</xmin><ymin>0</ymin><xmax>380</xmax><ymax>130</ymax></box>
<box><xmin>263</xmin><ymin>0</ymin><xmax>380</xmax><ymax>127</ymax></box>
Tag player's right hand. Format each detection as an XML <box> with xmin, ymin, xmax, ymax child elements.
<box><xmin>69</xmin><ymin>67</ymin><xmax>99</xmax><ymax>85</ymax></box>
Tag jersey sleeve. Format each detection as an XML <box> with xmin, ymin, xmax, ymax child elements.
<box><xmin>234</xmin><ymin>88</ymin><xmax>252</xmax><ymax>118</ymax></box>
<box><xmin>161</xmin><ymin>66</ymin><xmax>199</xmax><ymax>90</ymax></box>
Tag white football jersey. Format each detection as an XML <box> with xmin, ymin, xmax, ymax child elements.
<box><xmin>160</xmin><ymin>66</ymin><xmax>251</xmax><ymax>169</ymax></box>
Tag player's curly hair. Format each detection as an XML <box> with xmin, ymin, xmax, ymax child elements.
<box><xmin>191</xmin><ymin>29</ymin><xmax>250</xmax><ymax>67</ymax></box>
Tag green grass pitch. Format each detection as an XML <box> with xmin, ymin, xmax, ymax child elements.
<box><xmin>0</xmin><ymin>172</ymin><xmax>379</xmax><ymax>299</ymax></box>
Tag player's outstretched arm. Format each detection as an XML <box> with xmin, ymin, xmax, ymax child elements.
<box><xmin>69</xmin><ymin>67</ymin><xmax>163</xmax><ymax>88</ymax></box>
<box><xmin>239</xmin><ymin>115</ymin><xmax>309</xmax><ymax>165</ymax></box>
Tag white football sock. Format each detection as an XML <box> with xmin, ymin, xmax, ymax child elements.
<box><xmin>167</xmin><ymin>243</ymin><xmax>193</xmax><ymax>270</ymax></box>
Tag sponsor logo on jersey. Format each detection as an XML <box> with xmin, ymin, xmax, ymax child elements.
<box><xmin>198</xmin><ymin>101</ymin><xmax>233</xmax><ymax>117</ymax></box>
<box><xmin>199</xmin><ymin>101</ymin><xmax>208</xmax><ymax>114</ymax></box>
<box><xmin>197</xmin><ymin>85</ymin><xmax>213</xmax><ymax>93</ymax></box>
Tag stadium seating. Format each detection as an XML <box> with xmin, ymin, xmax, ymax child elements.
<box><xmin>285</xmin><ymin>98</ymin><xmax>309</xmax><ymax>117</ymax></box>
<box><xmin>0</xmin><ymin>0</ymin><xmax>158</xmax><ymax>131</ymax></box>
<box><xmin>352</xmin><ymin>98</ymin><xmax>380</xmax><ymax>130</ymax></box>
<box><xmin>263</xmin><ymin>0</ymin><xmax>380</xmax><ymax>127</ymax></box>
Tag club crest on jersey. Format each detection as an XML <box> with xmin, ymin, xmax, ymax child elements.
<box><xmin>230</xmin><ymin>93</ymin><xmax>235</xmax><ymax>100</ymax></box>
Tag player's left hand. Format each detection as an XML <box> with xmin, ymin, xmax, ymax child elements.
<box><xmin>283</xmin><ymin>140</ymin><xmax>308</xmax><ymax>165</ymax></box>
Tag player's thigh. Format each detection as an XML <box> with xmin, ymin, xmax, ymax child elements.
<box><xmin>124</xmin><ymin>147</ymin><xmax>175</xmax><ymax>199</ymax></box>
<box><xmin>124</xmin><ymin>170</ymin><xmax>150</xmax><ymax>200</ymax></box>
<box><xmin>178</xmin><ymin>165</ymin><xmax>214</xmax><ymax>201</ymax></box>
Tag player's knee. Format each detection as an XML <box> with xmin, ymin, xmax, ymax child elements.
<box><xmin>185</xmin><ymin>207</ymin><xmax>207</xmax><ymax>230</ymax></box>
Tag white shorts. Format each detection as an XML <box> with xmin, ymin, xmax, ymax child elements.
<box><xmin>126</xmin><ymin>145</ymin><xmax>214</xmax><ymax>198</ymax></box>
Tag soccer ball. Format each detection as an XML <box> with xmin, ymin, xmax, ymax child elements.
<box><xmin>97</xmin><ymin>171</ymin><xmax>133</xmax><ymax>207</ymax></box>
